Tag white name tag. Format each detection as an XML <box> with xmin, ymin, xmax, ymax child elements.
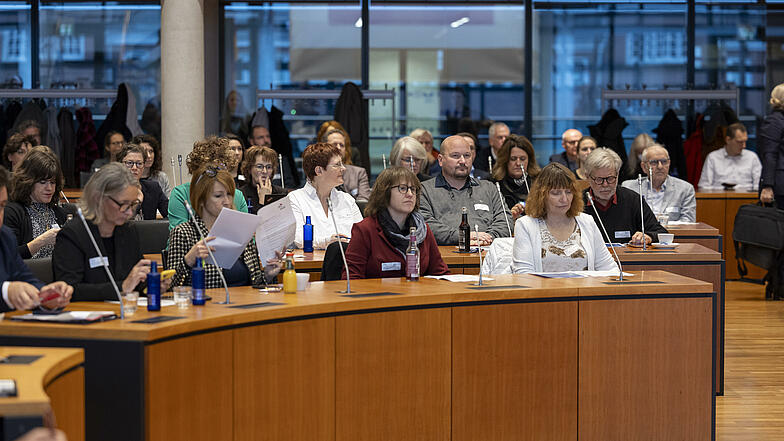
<box><xmin>89</xmin><ymin>256</ymin><xmax>109</xmax><ymax>269</ymax></box>
<box><xmin>615</xmin><ymin>230</ymin><xmax>631</xmax><ymax>239</ymax></box>
<box><xmin>474</xmin><ymin>203</ymin><xmax>490</xmax><ymax>211</ymax></box>
<box><xmin>665</xmin><ymin>207</ymin><xmax>679</xmax><ymax>213</ymax></box>
<box><xmin>381</xmin><ymin>262</ymin><xmax>401</xmax><ymax>271</ymax></box>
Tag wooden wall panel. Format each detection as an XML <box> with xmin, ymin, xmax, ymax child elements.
<box><xmin>45</xmin><ymin>366</ymin><xmax>85</xmax><ymax>441</ymax></box>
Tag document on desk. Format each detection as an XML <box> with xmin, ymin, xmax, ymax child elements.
<box><xmin>532</xmin><ymin>270</ymin><xmax>632</xmax><ymax>278</ymax></box>
<box><xmin>256</xmin><ymin>197</ymin><xmax>296</xmax><ymax>265</ymax></box>
<box><xmin>208</xmin><ymin>208</ymin><xmax>262</xmax><ymax>268</ymax></box>
<box><xmin>424</xmin><ymin>275</ymin><xmax>494</xmax><ymax>283</ymax></box>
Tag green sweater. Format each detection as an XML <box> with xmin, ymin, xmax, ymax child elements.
<box><xmin>168</xmin><ymin>183</ymin><xmax>248</xmax><ymax>230</ymax></box>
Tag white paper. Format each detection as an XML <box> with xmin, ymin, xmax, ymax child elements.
<box><xmin>424</xmin><ymin>275</ymin><xmax>495</xmax><ymax>283</ymax></box>
<box><xmin>666</xmin><ymin>220</ymin><xmax>698</xmax><ymax>225</ymax></box>
<box><xmin>531</xmin><ymin>270</ymin><xmax>633</xmax><ymax>278</ymax></box>
<box><xmin>256</xmin><ymin>197</ymin><xmax>297</xmax><ymax>266</ymax></box>
<box><xmin>572</xmin><ymin>270</ymin><xmax>634</xmax><ymax>278</ymax></box>
<box><xmin>12</xmin><ymin>311</ymin><xmax>115</xmax><ymax>322</ymax></box>
<box><xmin>207</xmin><ymin>208</ymin><xmax>262</xmax><ymax>269</ymax></box>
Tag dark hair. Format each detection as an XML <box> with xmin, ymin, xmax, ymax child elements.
<box><xmin>0</xmin><ymin>165</ymin><xmax>9</xmax><ymax>191</ymax></box>
<box><xmin>10</xmin><ymin>147</ymin><xmax>64</xmax><ymax>208</ymax></box>
<box><xmin>241</xmin><ymin>145</ymin><xmax>278</xmax><ymax>180</ymax></box>
<box><xmin>455</xmin><ymin>132</ymin><xmax>479</xmax><ymax>151</ymax></box>
<box><xmin>15</xmin><ymin>120</ymin><xmax>40</xmax><ymax>135</ymax></box>
<box><xmin>190</xmin><ymin>163</ymin><xmax>236</xmax><ymax>215</ymax></box>
<box><xmin>104</xmin><ymin>130</ymin><xmax>124</xmax><ymax>147</ymax></box>
<box><xmin>131</xmin><ymin>134</ymin><xmax>162</xmax><ymax>174</ymax></box>
<box><xmin>224</xmin><ymin>133</ymin><xmax>245</xmax><ymax>150</ymax></box>
<box><xmin>302</xmin><ymin>143</ymin><xmax>341</xmax><ymax>181</ymax></box>
<box><xmin>364</xmin><ymin>167</ymin><xmax>420</xmax><ymax>218</ymax></box>
<box><xmin>2</xmin><ymin>133</ymin><xmax>35</xmax><ymax>168</ymax></box>
<box><xmin>726</xmin><ymin>122</ymin><xmax>747</xmax><ymax>139</ymax></box>
<box><xmin>117</xmin><ymin>143</ymin><xmax>148</xmax><ymax>165</ymax></box>
<box><xmin>525</xmin><ymin>163</ymin><xmax>583</xmax><ymax>219</ymax></box>
<box><xmin>321</xmin><ymin>128</ymin><xmax>353</xmax><ymax>165</ymax></box>
<box><xmin>491</xmin><ymin>134</ymin><xmax>541</xmax><ymax>181</ymax></box>
<box><xmin>186</xmin><ymin>136</ymin><xmax>236</xmax><ymax>174</ymax></box>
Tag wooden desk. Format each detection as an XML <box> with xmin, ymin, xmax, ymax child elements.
<box><xmin>666</xmin><ymin>222</ymin><xmax>721</xmax><ymax>253</ymax></box>
<box><xmin>0</xmin><ymin>272</ymin><xmax>714</xmax><ymax>441</ymax></box>
<box><xmin>696</xmin><ymin>189</ymin><xmax>764</xmax><ymax>279</ymax></box>
<box><xmin>61</xmin><ymin>188</ymin><xmax>83</xmax><ymax>203</ymax></box>
<box><xmin>0</xmin><ymin>347</ymin><xmax>85</xmax><ymax>441</ymax></box>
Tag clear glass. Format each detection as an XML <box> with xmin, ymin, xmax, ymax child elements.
<box><xmin>121</xmin><ymin>291</ymin><xmax>139</xmax><ymax>317</ymax></box>
<box><xmin>173</xmin><ymin>286</ymin><xmax>191</xmax><ymax>309</ymax></box>
<box><xmin>0</xmin><ymin>1</ymin><xmax>32</xmax><ymax>89</ymax></box>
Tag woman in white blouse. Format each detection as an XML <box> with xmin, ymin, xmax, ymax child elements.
<box><xmin>512</xmin><ymin>162</ymin><xmax>617</xmax><ymax>274</ymax></box>
<box><xmin>288</xmin><ymin>142</ymin><xmax>363</xmax><ymax>249</ymax></box>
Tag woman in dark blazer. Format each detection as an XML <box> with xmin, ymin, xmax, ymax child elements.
<box><xmin>52</xmin><ymin>163</ymin><xmax>168</xmax><ymax>301</ymax></box>
<box><xmin>343</xmin><ymin>167</ymin><xmax>448</xmax><ymax>279</ymax></box>
<box><xmin>4</xmin><ymin>146</ymin><xmax>68</xmax><ymax>259</ymax></box>
<box><xmin>117</xmin><ymin>143</ymin><xmax>168</xmax><ymax>220</ymax></box>
<box><xmin>491</xmin><ymin>135</ymin><xmax>540</xmax><ymax>221</ymax></box>
<box><xmin>760</xmin><ymin>83</ymin><xmax>784</xmax><ymax>207</ymax></box>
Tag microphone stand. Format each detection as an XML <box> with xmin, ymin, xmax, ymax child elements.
<box><xmin>184</xmin><ymin>202</ymin><xmax>232</xmax><ymax>304</ymax></box>
<box><xmin>495</xmin><ymin>182</ymin><xmax>512</xmax><ymax>237</ymax></box>
<box><xmin>59</xmin><ymin>191</ymin><xmax>69</xmax><ymax>204</ymax></box>
<box><xmin>327</xmin><ymin>198</ymin><xmax>352</xmax><ymax>293</ymax></box>
<box><xmin>488</xmin><ymin>155</ymin><xmax>493</xmax><ymax>172</ymax></box>
<box><xmin>278</xmin><ymin>154</ymin><xmax>285</xmax><ymax>188</ymax></box>
<box><xmin>170</xmin><ymin>157</ymin><xmax>177</xmax><ymax>186</ymax></box>
<box><xmin>177</xmin><ymin>155</ymin><xmax>183</xmax><ymax>187</ymax></box>
<box><xmin>382</xmin><ymin>154</ymin><xmax>387</xmax><ymax>170</ymax></box>
<box><xmin>638</xmin><ymin>174</ymin><xmax>646</xmax><ymax>251</ymax></box>
<box><xmin>521</xmin><ymin>167</ymin><xmax>531</xmax><ymax>194</ymax></box>
<box><xmin>409</xmin><ymin>157</ymin><xmax>415</xmax><ymax>173</ymax></box>
<box><xmin>587</xmin><ymin>193</ymin><xmax>624</xmax><ymax>281</ymax></box>
<box><xmin>76</xmin><ymin>208</ymin><xmax>125</xmax><ymax>318</ymax></box>
<box><xmin>473</xmin><ymin>225</ymin><xmax>484</xmax><ymax>286</ymax></box>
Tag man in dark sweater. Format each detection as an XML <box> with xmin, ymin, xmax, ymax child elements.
<box><xmin>581</xmin><ymin>148</ymin><xmax>667</xmax><ymax>245</ymax></box>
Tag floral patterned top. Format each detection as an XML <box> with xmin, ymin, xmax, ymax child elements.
<box><xmin>538</xmin><ymin>218</ymin><xmax>588</xmax><ymax>272</ymax></box>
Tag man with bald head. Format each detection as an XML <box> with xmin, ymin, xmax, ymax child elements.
<box><xmin>549</xmin><ymin>128</ymin><xmax>582</xmax><ymax>173</ymax></box>
<box><xmin>621</xmin><ymin>144</ymin><xmax>696</xmax><ymax>222</ymax></box>
<box><xmin>419</xmin><ymin>135</ymin><xmax>512</xmax><ymax>246</ymax></box>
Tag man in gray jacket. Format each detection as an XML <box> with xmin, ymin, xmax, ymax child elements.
<box><xmin>420</xmin><ymin>135</ymin><xmax>512</xmax><ymax>245</ymax></box>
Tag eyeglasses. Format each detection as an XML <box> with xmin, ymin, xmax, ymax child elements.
<box><xmin>253</xmin><ymin>164</ymin><xmax>274</xmax><ymax>171</ymax></box>
<box><xmin>394</xmin><ymin>184</ymin><xmax>417</xmax><ymax>195</ymax></box>
<box><xmin>194</xmin><ymin>165</ymin><xmax>223</xmax><ymax>185</ymax></box>
<box><xmin>328</xmin><ymin>162</ymin><xmax>345</xmax><ymax>170</ymax></box>
<box><xmin>107</xmin><ymin>195</ymin><xmax>140</xmax><ymax>212</ymax></box>
<box><xmin>123</xmin><ymin>160</ymin><xmax>144</xmax><ymax>169</ymax></box>
<box><xmin>645</xmin><ymin>158</ymin><xmax>670</xmax><ymax>167</ymax></box>
<box><xmin>589</xmin><ymin>175</ymin><xmax>617</xmax><ymax>185</ymax></box>
<box><xmin>400</xmin><ymin>156</ymin><xmax>419</xmax><ymax>164</ymax></box>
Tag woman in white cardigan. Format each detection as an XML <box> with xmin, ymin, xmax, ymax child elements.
<box><xmin>512</xmin><ymin>163</ymin><xmax>618</xmax><ymax>274</ymax></box>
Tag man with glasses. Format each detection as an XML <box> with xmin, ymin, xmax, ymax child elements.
<box><xmin>582</xmin><ymin>148</ymin><xmax>667</xmax><ymax>246</ymax></box>
<box><xmin>474</xmin><ymin>122</ymin><xmax>510</xmax><ymax>173</ymax></box>
<box><xmin>117</xmin><ymin>144</ymin><xmax>168</xmax><ymax>220</ymax></box>
<box><xmin>621</xmin><ymin>144</ymin><xmax>696</xmax><ymax>222</ymax></box>
<box><xmin>549</xmin><ymin>129</ymin><xmax>582</xmax><ymax>174</ymax></box>
<box><xmin>419</xmin><ymin>135</ymin><xmax>512</xmax><ymax>246</ymax></box>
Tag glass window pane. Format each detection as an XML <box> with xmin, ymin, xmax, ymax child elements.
<box><xmin>0</xmin><ymin>1</ymin><xmax>31</xmax><ymax>89</ymax></box>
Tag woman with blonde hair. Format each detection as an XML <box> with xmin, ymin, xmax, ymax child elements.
<box><xmin>389</xmin><ymin>136</ymin><xmax>432</xmax><ymax>182</ymax></box>
<box><xmin>626</xmin><ymin>133</ymin><xmax>655</xmax><ymax>180</ymax></box>
<box><xmin>760</xmin><ymin>83</ymin><xmax>784</xmax><ymax>207</ymax></box>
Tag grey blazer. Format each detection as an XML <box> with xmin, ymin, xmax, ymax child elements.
<box><xmin>342</xmin><ymin>164</ymin><xmax>371</xmax><ymax>201</ymax></box>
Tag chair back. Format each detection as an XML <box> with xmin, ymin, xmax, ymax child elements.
<box><xmin>320</xmin><ymin>241</ymin><xmax>350</xmax><ymax>281</ymax></box>
<box><xmin>481</xmin><ymin>237</ymin><xmax>515</xmax><ymax>275</ymax></box>
<box><xmin>23</xmin><ymin>257</ymin><xmax>54</xmax><ymax>285</ymax></box>
<box><xmin>132</xmin><ymin>219</ymin><xmax>170</xmax><ymax>254</ymax></box>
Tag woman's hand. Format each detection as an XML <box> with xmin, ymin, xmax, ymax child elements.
<box><xmin>185</xmin><ymin>236</ymin><xmax>216</xmax><ymax>267</ymax></box>
<box><xmin>122</xmin><ymin>259</ymin><xmax>152</xmax><ymax>293</ymax></box>
<box><xmin>264</xmin><ymin>250</ymin><xmax>285</xmax><ymax>279</ymax></box>
<box><xmin>256</xmin><ymin>178</ymin><xmax>272</xmax><ymax>206</ymax></box>
<box><xmin>27</xmin><ymin>227</ymin><xmax>60</xmax><ymax>254</ymax></box>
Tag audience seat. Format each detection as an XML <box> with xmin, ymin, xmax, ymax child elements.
<box><xmin>23</xmin><ymin>257</ymin><xmax>54</xmax><ymax>285</ymax></box>
<box><xmin>132</xmin><ymin>219</ymin><xmax>170</xmax><ymax>255</ymax></box>
<box><xmin>320</xmin><ymin>241</ymin><xmax>350</xmax><ymax>281</ymax></box>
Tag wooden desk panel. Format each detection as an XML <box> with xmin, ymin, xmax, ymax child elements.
<box><xmin>667</xmin><ymin>222</ymin><xmax>721</xmax><ymax>253</ymax></box>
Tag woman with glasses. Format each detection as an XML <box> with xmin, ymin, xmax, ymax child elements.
<box><xmin>4</xmin><ymin>147</ymin><xmax>67</xmax><ymax>259</ymax></box>
<box><xmin>288</xmin><ymin>143</ymin><xmax>363</xmax><ymax>249</ymax></box>
<box><xmin>491</xmin><ymin>135</ymin><xmax>541</xmax><ymax>221</ymax></box>
<box><xmin>581</xmin><ymin>148</ymin><xmax>667</xmax><ymax>246</ymax></box>
<box><xmin>92</xmin><ymin>131</ymin><xmax>126</xmax><ymax>170</ymax></box>
<box><xmin>117</xmin><ymin>144</ymin><xmax>168</xmax><ymax>220</ymax></box>
<box><xmin>575</xmin><ymin>136</ymin><xmax>597</xmax><ymax>180</ymax></box>
<box><xmin>167</xmin><ymin>164</ymin><xmax>281</xmax><ymax>288</ymax></box>
<box><xmin>239</xmin><ymin>145</ymin><xmax>286</xmax><ymax>214</ymax></box>
<box><xmin>53</xmin><ymin>163</ymin><xmax>169</xmax><ymax>301</ymax></box>
<box><xmin>320</xmin><ymin>129</ymin><xmax>370</xmax><ymax>201</ymax></box>
<box><xmin>389</xmin><ymin>136</ymin><xmax>432</xmax><ymax>182</ymax></box>
<box><xmin>511</xmin><ymin>163</ymin><xmax>618</xmax><ymax>274</ymax></box>
<box><xmin>132</xmin><ymin>134</ymin><xmax>172</xmax><ymax>197</ymax></box>
<box><xmin>343</xmin><ymin>167</ymin><xmax>448</xmax><ymax>279</ymax></box>
<box><xmin>2</xmin><ymin>133</ymin><xmax>35</xmax><ymax>171</ymax></box>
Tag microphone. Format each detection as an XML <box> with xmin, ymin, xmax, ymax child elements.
<box><xmin>648</xmin><ymin>164</ymin><xmax>654</xmax><ymax>195</ymax></box>
<box><xmin>327</xmin><ymin>197</ymin><xmax>352</xmax><ymax>293</ymax></box>
<box><xmin>278</xmin><ymin>154</ymin><xmax>285</xmax><ymax>188</ymax></box>
<box><xmin>59</xmin><ymin>191</ymin><xmax>69</xmax><ymax>204</ymax></box>
<box><xmin>637</xmin><ymin>174</ymin><xmax>646</xmax><ymax>251</ymax></box>
<box><xmin>494</xmin><ymin>182</ymin><xmax>512</xmax><ymax>237</ymax></box>
<box><xmin>473</xmin><ymin>224</ymin><xmax>484</xmax><ymax>286</ymax></box>
<box><xmin>170</xmin><ymin>157</ymin><xmax>177</xmax><ymax>186</ymax></box>
<box><xmin>76</xmin><ymin>208</ymin><xmax>125</xmax><ymax>318</ymax></box>
<box><xmin>408</xmin><ymin>156</ymin><xmax>415</xmax><ymax>173</ymax></box>
<box><xmin>177</xmin><ymin>155</ymin><xmax>183</xmax><ymax>187</ymax></box>
<box><xmin>488</xmin><ymin>155</ymin><xmax>493</xmax><ymax>173</ymax></box>
<box><xmin>184</xmin><ymin>201</ymin><xmax>232</xmax><ymax>304</ymax></box>
<box><xmin>382</xmin><ymin>153</ymin><xmax>387</xmax><ymax>170</ymax></box>
<box><xmin>521</xmin><ymin>167</ymin><xmax>531</xmax><ymax>194</ymax></box>
<box><xmin>586</xmin><ymin>192</ymin><xmax>624</xmax><ymax>281</ymax></box>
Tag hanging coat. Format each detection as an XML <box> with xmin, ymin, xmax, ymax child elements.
<box><xmin>95</xmin><ymin>83</ymin><xmax>132</xmax><ymax>151</ymax></box>
<box><xmin>45</xmin><ymin>106</ymin><xmax>61</xmax><ymax>157</ymax></box>
<box><xmin>588</xmin><ymin>108</ymin><xmax>629</xmax><ymax>169</ymax></box>
<box><xmin>2</xmin><ymin>101</ymin><xmax>22</xmax><ymax>145</ymax></box>
<box><xmin>267</xmin><ymin>105</ymin><xmax>300</xmax><ymax>188</ymax></box>
<box><xmin>653</xmin><ymin>109</ymin><xmax>687</xmax><ymax>179</ymax></box>
<box><xmin>76</xmin><ymin>107</ymin><xmax>99</xmax><ymax>173</ymax></box>
<box><xmin>334</xmin><ymin>82</ymin><xmax>368</xmax><ymax>170</ymax></box>
<box><xmin>59</xmin><ymin>108</ymin><xmax>78</xmax><ymax>187</ymax></box>
<box><xmin>683</xmin><ymin>114</ymin><xmax>705</xmax><ymax>188</ymax></box>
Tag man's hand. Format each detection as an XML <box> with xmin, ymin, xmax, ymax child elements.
<box><xmin>761</xmin><ymin>187</ymin><xmax>775</xmax><ymax>204</ymax></box>
<box><xmin>470</xmin><ymin>231</ymin><xmax>494</xmax><ymax>246</ymax></box>
<box><xmin>38</xmin><ymin>281</ymin><xmax>73</xmax><ymax>309</ymax></box>
<box><xmin>7</xmin><ymin>282</ymin><xmax>40</xmax><ymax>310</ymax></box>
<box><xmin>14</xmin><ymin>428</ymin><xmax>67</xmax><ymax>441</ymax></box>
<box><xmin>630</xmin><ymin>232</ymin><xmax>652</xmax><ymax>246</ymax></box>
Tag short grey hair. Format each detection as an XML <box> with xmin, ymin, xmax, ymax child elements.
<box><xmin>641</xmin><ymin>144</ymin><xmax>669</xmax><ymax>162</ymax></box>
<box><xmin>488</xmin><ymin>122</ymin><xmax>509</xmax><ymax>138</ymax></box>
<box><xmin>390</xmin><ymin>136</ymin><xmax>427</xmax><ymax>172</ymax></box>
<box><xmin>409</xmin><ymin>128</ymin><xmax>432</xmax><ymax>140</ymax></box>
<box><xmin>80</xmin><ymin>162</ymin><xmax>140</xmax><ymax>224</ymax></box>
<box><xmin>583</xmin><ymin>147</ymin><xmax>623</xmax><ymax>177</ymax></box>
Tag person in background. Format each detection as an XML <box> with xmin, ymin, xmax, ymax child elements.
<box><xmin>225</xmin><ymin>133</ymin><xmax>246</xmax><ymax>187</ymax></box>
<box><xmin>475</xmin><ymin>122</ymin><xmax>511</xmax><ymax>173</ymax></box>
<box><xmin>53</xmin><ymin>163</ymin><xmax>168</xmax><ymax>301</ymax></box>
<box><xmin>491</xmin><ymin>134</ymin><xmax>541</xmax><ymax>222</ymax></box>
<box><xmin>410</xmin><ymin>128</ymin><xmax>437</xmax><ymax>171</ymax></box>
<box><xmin>288</xmin><ymin>143</ymin><xmax>362</xmax><ymax>249</ymax></box>
<box><xmin>239</xmin><ymin>145</ymin><xmax>286</xmax><ymax>214</ymax></box>
<box><xmin>2</xmin><ymin>133</ymin><xmax>35</xmax><ymax>171</ymax></box>
<box><xmin>344</xmin><ymin>167</ymin><xmax>448</xmax><ymax>279</ymax></box>
<box><xmin>16</xmin><ymin>120</ymin><xmax>42</xmax><ymax>145</ymax></box>
<box><xmin>167</xmin><ymin>164</ymin><xmax>281</xmax><ymax>288</ymax></box>
<box><xmin>316</xmin><ymin>120</ymin><xmax>359</xmax><ymax>165</ymax></box>
<box><xmin>512</xmin><ymin>163</ymin><xmax>617</xmax><ymax>274</ymax></box>
<box><xmin>699</xmin><ymin>122</ymin><xmax>761</xmax><ymax>190</ymax></box>
<box><xmin>4</xmin><ymin>147</ymin><xmax>67</xmax><ymax>259</ymax></box>
<box><xmin>321</xmin><ymin>129</ymin><xmax>370</xmax><ymax>201</ymax></box>
<box><xmin>625</xmin><ymin>133</ymin><xmax>655</xmax><ymax>181</ymax></box>
<box><xmin>761</xmin><ymin>83</ymin><xmax>784</xmax><ymax>207</ymax></box>
<box><xmin>548</xmin><ymin>128</ymin><xmax>582</xmax><ymax>174</ymax></box>
<box><xmin>456</xmin><ymin>131</ymin><xmax>490</xmax><ymax>180</ymax></box>
<box><xmin>390</xmin><ymin>136</ymin><xmax>432</xmax><ymax>182</ymax></box>
<box><xmin>91</xmin><ymin>131</ymin><xmax>126</xmax><ymax>170</ymax></box>
<box><xmin>133</xmin><ymin>134</ymin><xmax>171</xmax><ymax>197</ymax></box>
<box><xmin>167</xmin><ymin>136</ymin><xmax>248</xmax><ymax>230</ymax></box>
<box><xmin>116</xmin><ymin>144</ymin><xmax>168</xmax><ymax>220</ymax></box>
<box><xmin>575</xmin><ymin>136</ymin><xmax>597</xmax><ymax>180</ymax></box>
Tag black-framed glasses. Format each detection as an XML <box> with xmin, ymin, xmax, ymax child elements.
<box><xmin>253</xmin><ymin>164</ymin><xmax>274</xmax><ymax>171</ymax></box>
<box><xmin>394</xmin><ymin>184</ymin><xmax>417</xmax><ymax>195</ymax></box>
<box><xmin>589</xmin><ymin>175</ymin><xmax>617</xmax><ymax>185</ymax></box>
<box><xmin>106</xmin><ymin>195</ymin><xmax>140</xmax><ymax>212</ymax></box>
<box><xmin>123</xmin><ymin>160</ymin><xmax>144</xmax><ymax>169</ymax></box>
<box><xmin>645</xmin><ymin>158</ymin><xmax>670</xmax><ymax>167</ymax></box>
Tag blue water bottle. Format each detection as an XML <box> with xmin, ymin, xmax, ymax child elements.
<box><xmin>147</xmin><ymin>261</ymin><xmax>161</xmax><ymax>311</ymax></box>
<box><xmin>192</xmin><ymin>257</ymin><xmax>206</xmax><ymax>306</ymax></box>
<box><xmin>247</xmin><ymin>198</ymin><xmax>253</xmax><ymax>214</ymax></box>
<box><xmin>303</xmin><ymin>215</ymin><xmax>314</xmax><ymax>253</ymax></box>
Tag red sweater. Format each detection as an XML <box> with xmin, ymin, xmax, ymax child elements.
<box><xmin>342</xmin><ymin>215</ymin><xmax>449</xmax><ymax>279</ymax></box>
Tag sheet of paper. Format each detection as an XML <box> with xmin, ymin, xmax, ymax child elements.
<box><xmin>572</xmin><ymin>270</ymin><xmax>633</xmax><ymax>278</ymax></box>
<box><xmin>531</xmin><ymin>272</ymin><xmax>587</xmax><ymax>278</ymax></box>
<box><xmin>256</xmin><ymin>196</ymin><xmax>297</xmax><ymax>266</ymax></box>
<box><xmin>666</xmin><ymin>220</ymin><xmax>698</xmax><ymax>225</ymax></box>
<box><xmin>424</xmin><ymin>275</ymin><xmax>495</xmax><ymax>283</ymax></box>
<box><xmin>12</xmin><ymin>311</ymin><xmax>115</xmax><ymax>322</ymax></box>
<box><xmin>208</xmin><ymin>208</ymin><xmax>262</xmax><ymax>269</ymax></box>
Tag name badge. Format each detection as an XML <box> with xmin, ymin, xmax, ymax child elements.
<box><xmin>665</xmin><ymin>207</ymin><xmax>679</xmax><ymax>213</ymax></box>
<box><xmin>89</xmin><ymin>256</ymin><xmax>109</xmax><ymax>269</ymax></box>
<box><xmin>474</xmin><ymin>203</ymin><xmax>490</xmax><ymax>211</ymax></box>
<box><xmin>615</xmin><ymin>230</ymin><xmax>631</xmax><ymax>239</ymax></box>
<box><xmin>381</xmin><ymin>262</ymin><xmax>401</xmax><ymax>271</ymax></box>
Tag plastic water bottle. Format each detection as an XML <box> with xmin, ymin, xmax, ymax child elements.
<box><xmin>192</xmin><ymin>258</ymin><xmax>206</xmax><ymax>305</ymax></box>
<box><xmin>303</xmin><ymin>215</ymin><xmax>314</xmax><ymax>252</ymax></box>
<box><xmin>147</xmin><ymin>261</ymin><xmax>161</xmax><ymax>311</ymax></box>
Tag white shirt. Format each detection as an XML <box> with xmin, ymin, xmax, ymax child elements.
<box><xmin>287</xmin><ymin>182</ymin><xmax>363</xmax><ymax>249</ymax></box>
<box><xmin>698</xmin><ymin>147</ymin><xmax>762</xmax><ymax>191</ymax></box>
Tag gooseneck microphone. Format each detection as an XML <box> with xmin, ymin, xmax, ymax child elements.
<box><xmin>327</xmin><ymin>197</ymin><xmax>352</xmax><ymax>293</ymax></box>
<box><xmin>278</xmin><ymin>154</ymin><xmax>285</xmax><ymax>188</ymax></box>
<box><xmin>587</xmin><ymin>192</ymin><xmax>624</xmax><ymax>281</ymax></box>
<box><xmin>494</xmin><ymin>182</ymin><xmax>512</xmax><ymax>237</ymax></box>
<box><xmin>170</xmin><ymin>157</ymin><xmax>177</xmax><ymax>186</ymax></box>
<box><xmin>59</xmin><ymin>191</ymin><xmax>69</xmax><ymax>204</ymax></box>
<box><xmin>76</xmin><ymin>208</ymin><xmax>125</xmax><ymax>318</ymax></box>
<box><xmin>474</xmin><ymin>225</ymin><xmax>484</xmax><ymax>286</ymax></box>
<box><xmin>521</xmin><ymin>167</ymin><xmax>531</xmax><ymax>194</ymax></box>
<box><xmin>637</xmin><ymin>174</ymin><xmax>646</xmax><ymax>251</ymax></box>
<box><xmin>382</xmin><ymin>153</ymin><xmax>387</xmax><ymax>170</ymax></box>
<box><xmin>184</xmin><ymin>201</ymin><xmax>232</xmax><ymax>304</ymax></box>
<box><xmin>177</xmin><ymin>155</ymin><xmax>183</xmax><ymax>187</ymax></box>
<box><xmin>488</xmin><ymin>155</ymin><xmax>493</xmax><ymax>173</ymax></box>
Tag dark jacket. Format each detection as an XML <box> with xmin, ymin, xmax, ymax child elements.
<box><xmin>139</xmin><ymin>179</ymin><xmax>169</xmax><ymax>220</ymax></box>
<box><xmin>548</xmin><ymin>151</ymin><xmax>579</xmax><ymax>174</ymax></box>
<box><xmin>335</xmin><ymin>82</ymin><xmax>369</xmax><ymax>169</ymax></box>
<box><xmin>496</xmin><ymin>175</ymin><xmax>532</xmax><ymax>210</ymax></box>
<box><xmin>52</xmin><ymin>220</ymin><xmax>143</xmax><ymax>301</ymax></box>
<box><xmin>3</xmin><ymin>202</ymin><xmax>68</xmax><ymax>259</ymax></box>
<box><xmin>653</xmin><ymin>109</ymin><xmax>687</xmax><ymax>179</ymax></box>
<box><xmin>759</xmin><ymin>109</ymin><xmax>784</xmax><ymax>197</ymax></box>
<box><xmin>589</xmin><ymin>109</ymin><xmax>629</xmax><ymax>168</ymax></box>
<box><xmin>95</xmin><ymin>83</ymin><xmax>133</xmax><ymax>158</ymax></box>
<box><xmin>582</xmin><ymin>186</ymin><xmax>667</xmax><ymax>243</ymax></box>
<box><xmin>267</xmin><ymin>105</ymin><xmax>300</xmax><ymax>188</ymax></box>
<box><xmin>239</xmin><ymin>181</ymin><xmax>287</xmax><ymax>215</ymax></box>
<box><xmin>474</xmin><ymin>146</ymin><xmax>493</xmax><ymax>172</ymax></box>
<box><xmin>343</xmin><ymin>214</ymin><xmax>449</xmax><ymax>279</ymax></box>
<box><xmin>58</xmin><ymin>108</ymin><xmax>78</xmax><ymax>187</ymax></box>
<box><xmin>76</xmin><ymin>107</ymin><xmax>100</xmax><ymax>173</ymax></box>
<box><xmin>0</xmin><ymin>225</ymin><xmax>43</xmax><ymax>312</ymax></box>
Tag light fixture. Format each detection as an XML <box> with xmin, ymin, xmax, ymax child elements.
<box><xmin>450</xmin><ymin>17</ymin><xmax>469</xmax><ymax>29</ymax></box>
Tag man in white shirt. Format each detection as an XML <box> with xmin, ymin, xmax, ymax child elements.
<box><xmin>698</xmin><ymin>123</ymin><xmax>762</xmax><ymax>190</ymax></box>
